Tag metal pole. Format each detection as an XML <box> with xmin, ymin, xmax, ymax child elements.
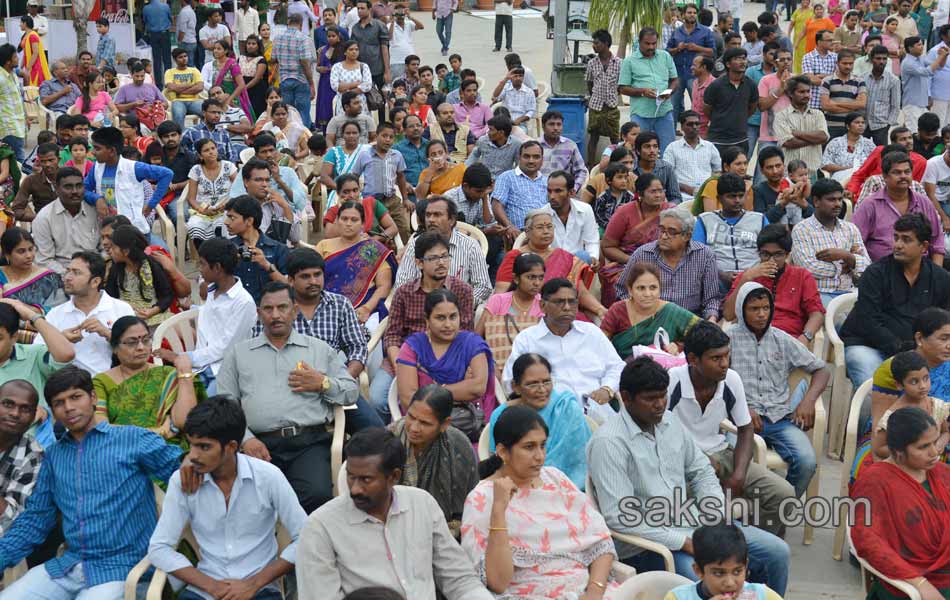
<box><xmin>552</xmin><ymin>0</ymin><xmax>567</xmax><ymax>66</ymax></box>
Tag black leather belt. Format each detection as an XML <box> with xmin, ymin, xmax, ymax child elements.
<box><xmin>257</xmin><ymin>423</ymin><xmax>328</xmax><ymax>439</ymax></box>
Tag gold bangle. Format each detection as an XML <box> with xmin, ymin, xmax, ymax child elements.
<box><xmin>589</xmin><ymin>580</ymin><xmax>606</xmax><ymax>590</ymax></box>
<box><xmin>915</xmin><ymin>578</ymin><xmax>928</xmax><ymax>589</ymax></box>
<box><xmin>177</xmin><ymin>372</ymin><xmax>195</xmax><ymax>380</ymax></box>
<box><xmin>488</xmin><ymin>527</ymin><xmax>508</xmax><ymax>532</ymax></box>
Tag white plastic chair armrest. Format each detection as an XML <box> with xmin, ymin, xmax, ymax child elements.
<box><xmin>331</xmin><ymin>405</ymin><xmax>346</xmax><ymax>496</ymax></box>
<box><xmin>124</xmin><ymin>556</ymin><xmax>154</xmax><ymax>600</ymax></box>
<box><xmin>609</xmin><ymin>531</ymin><xmax>675</xmax><ymax>573</ymax></box>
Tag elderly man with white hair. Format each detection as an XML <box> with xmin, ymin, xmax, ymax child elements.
<box><xmin>615</xmin><ymin>208</ymin><xmax>723</xmax><ymax>321</ymax></box>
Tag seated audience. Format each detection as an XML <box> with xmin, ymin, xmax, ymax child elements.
<box><xmin>182</xmin><ymin>98</ymin><xmax>235</xmax><ymax>162</ymax></box>
<box><xmin>602</xmin><ymin>262</ymin><xmax>699</xmax><ymax>360</ymax></box>
<box><xmin>230</xmin><ymin>137</ymin><xmax>309</xmax><ymax>241</ymax></box>
<box><xmin>217</xmin><ymin>282</ymin><xmax>358</xmax><ymax>512</ymax></box>
<box><xmin>752</xmin><ymin>146</ymin><xmax>813</xmax><ymax>226</ymax></box>
<box><xmin>840</xmin><ymin>213</ymin><xmax>950</xmax><ymax>387</ymax></box>
<box><xmin>689</xmin><ymin>146</ymin><xmax>754</xmax><ymax>216</ymax></box>
<box><xmin>396</xmin><ymin>289</ymin><xmax>494</xmax><ymax>441</ymax></box>
<box><xmin>632</xmin><ymin>132</ymin><xmax>680</xmax><ymax>206</ymax></box>
<box><xmin>464</xmin><ymin>115</ymin><xmax>521</xmax><ymax>178</ymax></box>
<box><xmin>395</xmin><ymin>195</ymin><xmax>492</xmax><ymax>304</ymax></box>
<box><xmin>316</xmin><ymin>200</ymin><xmax>397</xmax><ymax>323</ymax></box>
<box><xmin>495</xmin><ymin>209</ymin><xmax>605</xmax><ymax>320</ymax></box>
<box><xmin>164</xmin><ymin>47</ymin><xmax>205</xmax><ymax>128</ymax></box>
<box><xmin>475</xmin><ymin>253</ymin><xmax>544</xmax><ymax>380</ymax></box>
<box><xmin>663</xmin><ymin>110</ymin><xmax>722</xmax><ymax>203</ymax></box>
<box><xmin>415</xmin><ymin>140</ymin><xmax>467</xmax><ymax>199</ymax></box>
<box><xmin>582</xmin><ymin>146</ymin><xmax>636</xmax><ymax>205</ymax></box>
<box><xmin>854</xmin><ymin>151</ymin><xmax>946</xmax><ymax>265</ymax></box>
<box><xmin>597</xmin><ymin>121</ymin><xmax>640</xmax><ymax>173</ymax></box>
<box><xmin>148</xmin><ymin>396</ymin><xmax>308</xmax><ymax>600</ymax></box>
<box><xmin>593</xmin><ymin>161</ymin><xmax>635</xmax><ymax>232</ymax></box>
<box><xmin>93</xmin><ymin>315</ymin><xmax>203</xmax><ymax>448</ymax></box>
<box><xmin>693</xmin><ymin>172</ymin><xmax>769</xmax><ymax>291</ymax></box>
<box><xmin>851</xmin><ymin>407</ymin><xmax>950</xmax><ymax>600</ymax></box>
<box><xmin>491</xmin><ymin>141</ymin><xmax>548</xmax><ymax>235</ymax></box>
<box><xmin>224</xmin><ymin>194</ymin><xmax>289</xmax><ymax>304</ymax></box>
<box><xmin>541</xmin><ymin>171</ymin><xmax>600</xmax><ymax>263</ymax></box>
<box><xmin>322</xmin><ymin>175</ymin><xmax>399</xmax><ymax>244</ymax></box>
<box><xmin>297</xmin><ymin>427</ymin><xmax>493</xmax><ymax>600</ymax></box>
<box><xmin>39</xmin><ymin>61</ymin><xmax>82</xmax><ymax>117</ymax></box>
<box><xmin>104</xmin><ymin>225</ymin><xmax>175</xmax><ymax>328</ymax></box>
<box><xmin>235</xmin><ymin>158</ymin><xmax>298</xmax><ymax>245</ymax></box>
<box><xmin>0</xmin><ymin>366</ymin><xmax>182</xmax><ymax>598</ymax></box>
<box><xmin>790</xmin><ymin>178</ymin><xmax>870</xmax><ymax>306</ymax></box>
<box><xmin>463</xmin><ymin>405</ymin><xmax>619</xmax><ymax>598</ymax></box>
<box><xmin>487</xmin><ymin>354</ymin><xmax>591</xmax><ymax>489</ymax></box>
<box><xmin>427</xmin><ymin>102</ymin><xmax>476</xmax><ymax>165</ymax></box>
<box><xmin>388</xmin><ymin>384</ymin><xmax>478</xmax><ymax>537</ymax></box>
<box><xmin>184</xmin><ymin>137</ymin><xmax>238</xmax><ymax>245</ymax></box>
<box><xmin>12</xmin><ymin>143</ymin><xmax>60</xmax><ymax>222</ymax></box>
<box><xmin>586</xmin><ymin>356</ymin><xmax>789</xmax><ymax>593</ymax></box>
<box><xmin>666</xmin><ymin>523</ymin><xmax>785</xmax><ymax>600</ymax></box>
<box><xmin>33</xmin><ymin>168</ymin><xmax>100</xmax><ymax>276</ymax></box>
<box><xmin>505</xmin><ymin>279</ymin><xmax>624</xmax><ymax>423</ymax></box>
<box><xmin>723</xmin><ymin>224</ymin><xmax>824</xmax><ymax>341</ymax></box>
<box><xmin>320</xmin><ymin>120</ymin><xmax>371</xmax><ymax>208</ymax></box>
<box><xmin>616</xmin><ymin>209</ymin><xmax>722</xmax><ymax>322</ymax></box>
<box><xmin>848</xmin><ymin>128</ymin><xmax>929</xmax><ymax>198</ymax></box>
<box><xmin>376</xmin><ymin>232</ymin><xmax>475</xmax><ymax>421</ymax></box>
<box><xmin>820</xmin><ymin>112</ymin><xmax>877</xmax><ymax>183</ymax></box>
<box><xmin>443</xmin><ymin>163</ymin><xmax>498</xmax><ymax>232</ymax></box>
<box><xmin>0</xmin><ymin>228</ymin><xmax>65</xmax><ymax>318</ymax></box>
<box><xmin>0</xmin><ymin>380</ymin><xmax>43</xmax><ymax>535</ymax></box>
<box><xmin>727</xmin><ymin>283</ymin><xmax>831</xmax><ymax>499</ymax></box>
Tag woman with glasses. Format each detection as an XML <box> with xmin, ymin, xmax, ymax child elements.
<box><xmin>396</xmin><ymin>288</ymin><xmax>495</xmax><ymax>442</ymax></box>
<box><xmin>601</xmin><ymin>262</ymin><xmax>699</xmax><ymax>360</ymax></box>
<box><xmin>92</xmin><ymin>316</ymin><xmax>205</xmax><ymax>449</ymax></box>
<box><xmin>476</xmin><ymin>253</ymin><xmax>545</xmax><ymax>381</ymax></box>
<box><xmin>494</xmin><ymin>209</ymin><xmax>606</xmax><ymax>321</ymax></box>
<box><xmin>486</xmin><ymin>353</ymin><xmax>591</xmax><ymax>489</ymax></box>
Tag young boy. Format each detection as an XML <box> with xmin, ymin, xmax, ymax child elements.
<box><xmin>95</xmin><ymin>18</ymin><xmax>116</xmax><ymax>70</ymax></box>
<box><xmin>299</xmin><ymin>133</ymin><xmax>328</xmax><ymax>189</ymax></box>
<box><xmin>594</xmin><ymin>162</ymin><xmax>633</xmax><ymax>231</ymax></box>
<box><xmin>442</xmin><ymin>53</ymin><xmax>462</xmax><ymax>93</ymax></box>
<box><xmin>58</xmin><ymin>116</ymin><xmax>91</xmax><ymax>166</ymax></box>
<box><xmin>665</xmin><ymin>523</ymin><xmax>784</xmax><ymax>600</ymax></box>
<box><xmin>64</xmin><ymin>138</ymin><xmax>93</xmax><ymax>176</ymax></box>
<box><xmin>435</xmin><ymin>63</ymin><xmax>448</xmax><ymax>92</ymax></box>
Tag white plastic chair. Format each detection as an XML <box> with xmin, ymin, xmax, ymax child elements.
<box><xmin>151</xmin><ymin>308</ymin><xmax>199</xmax><ymax>360</ymax></box>
<box><xmin>239</xmin><ymin>147</ymin><xmax>256</xmax><ymax>165</ymax></box>
<box><xmin>613</xmin><ymin>571</ymin><xmax>693</xmax><ymax>600</ymax></box>
<box><xmin>455</xmin><ymin>221</ymin><xmax>489</xmax><ymax>258</ymax></box>
<box><xmin>833</xmin><ymin>378</ymin><xmax>873</xmax><ymax>561</ymax></box>
<box><xmin>848</xmin><ymin>522</ymin><xmax>921</xmax><ymax>599</ymax></box>
<box><xmin>153</xmin><ymin>204</ymin><xmax>180</xmax><ymax>270</ymax></box>
<box><xmin>824</xmin><ymin>291</ymin><xmax>858</xmax><ymax>458</ymax></box>
<box><xmin>359</xmin><ymin>316</ymin><xmax>388</xmax><ymax>401</ymax></box>
<box><xmin>388</xmin><ymin>379</ymin><xmax>402</xmax><ymax>421</ymax></box>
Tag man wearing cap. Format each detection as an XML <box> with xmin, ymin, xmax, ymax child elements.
<box><xmin>26</xmin><ymin>0</ymin><xmax>48</xmax><ymax>50</ymax></box>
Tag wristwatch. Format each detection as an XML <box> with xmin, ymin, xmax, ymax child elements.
<box><xmin>803</xmin><ymin>330</ymin><xmax>815</xmax><ymax>342</ymax></box>
<box><xmin>28</xmin><ymin>314</ymin><xmax>44</xmax><ymax>327</ymax></box>
<box><xmin>321</xmin><ymin>377</ymin><xmax>332</xmax><ymax>393</ymax></box>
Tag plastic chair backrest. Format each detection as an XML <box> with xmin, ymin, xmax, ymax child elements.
<box><xmin>151</xmin><ymin>309</ymin><xmax>199</xmax><ymax>361</ymax></box>
<box><xmin>614</xmin><ymin>571</ymin><xmax>694</xmax><ymax>600</ymax></box>
<box><xmin>387</xmin><ymin>379</ymin><xmax>401</xmax><ymax>420</ymax></box>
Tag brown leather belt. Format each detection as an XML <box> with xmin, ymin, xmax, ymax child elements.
<box><xmin>257</xmin><ymin>423</ymin><xmax>329</xmax><ymax>439</ymax></box>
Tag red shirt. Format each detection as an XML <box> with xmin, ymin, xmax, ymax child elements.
<box><xmin>847</xmin><ymin>145</ymin><xmax>928</xmax><ymax>197</ymax></box>
<box><xmin>726</xmin><ymin>264</ymin><xmax>825</xmax><ymax>338</ymax></box>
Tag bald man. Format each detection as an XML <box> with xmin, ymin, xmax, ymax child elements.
<box><xmin>39</xmin><ymin>61</ymin><xmax>81</xmax><ymax>116</ymax></box>
<box><xmin>0</xmin><ymin>379</ymin><xmax>43</xmax><ymax>535</ymax></box>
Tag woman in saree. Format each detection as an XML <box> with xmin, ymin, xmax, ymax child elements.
<box><xmin>415</xmin><ymin>140</ymin><xmax>466</xmax><ymax>199</ymax></box>
<box><xmin>19</xmin><ymin>15</ymin><xmax>49</xmax><ymax>86</ymax></box>
<box><xmin>254</xmin><ymin>86</ymin><xmax>304</xmax><ymax>129</ymax></box>
<box><xmin>259</xmin><ymin>23</ymin><xmax>280</xmax><ymax>88</ymax></box>
<box><xmin>93</xmin><ymin>316</ymin><xmax>205</xmax><ymax>448</ymax></box>
<box><xmin>475</xmin><ymin>253</ymin><xmax>545</xmax><ymax>382</ymax></box>
<box><xmin>239</xmin><ymin>34</ymin><xmax>269</xmax><ymax>119</ymax></box>
<box><xmin>487</xmin><ymin>353</ymin><xmax>591</xmax><ymax>489</ymax></box>
<box><xmin>315</xmin><ymin>200</ymin><xmax>397</xmax><ymax>323</ymax></box>
<box><xmin>0</xmin><ymin>142</ymin><xmax>20</xmax><ymax>234</ymax></box>
<box><xmin>690</xmin><ymin>146</ymin><xmax>754</xmax><ymax>216</ymax></box>
<box><xmin>599</xmin><ymin>173</ymin><xmax>674</xmax><ymax>308</ymax></box>
<box><xmin>265</xmin><ymin>102</ymin><xmax>311</xmax><ymax>159</ymax></box>
<box><xmin>788</xmin><ymin>0</ymin><xmax>814</xmax><ymax>72</ymax></box>
<box><xmin>320</xmin><ymin>120</ymin><xmax>370</xmax><ymax>209</ymax></box>
<box><xmin>850</xmin><ymin>308</ymin><xmax>950</xmax><ymax>489</ymax></box>
<box><xmin>316</xmin><ymin>26</ymin><xmax>345</xmax><ymax>132</ymax></box>
<box><xmin>321</xmin><ymin>174</ymin><xmax>399</xmax><ymax>242</ymax></box>
<box><xmin>210</xmin><ymin>39</ymin><xmax>253</xmax><ymax>121</ymax></box>
<box><xmin>494</xmin><ymin>209</ymin><xmax>607</xmax><ymax>322</ymax></box>
<box><xmin>601</xmin><ymin>262</ymin><xmax>698</xmax><ymax>361</ymax></box>
<box><xmin>389</xmin><ymin>384</ymin><xmax>478</xmax><ymax>538</ymax></box>
<box><xmin>396</xmin><ymin>288</ymin><xmax>495</xmax><ymax>442</ymax></box>
<box><xmin>803</xmin><ymin>4</ymin><xmax>836</xmax><ymax>54</ymax></box>
<box><xmin>850</xmin><ymin>406</ymin><xmax>950</xmax><ymax>600</ymax></box>
<box><xmin>0</xmin><ymin>228</ymin><xmax>64</xmax><ymax>315</ymax></box>
<box><xmin>462</xmin><ymin>405</ymin><xmax>621</xmax><ymax>599</ymax></box>
<box><xmin>104</xmin><ymin>225</ymin><xmax>175</xmax><ymax>328</ymax></box>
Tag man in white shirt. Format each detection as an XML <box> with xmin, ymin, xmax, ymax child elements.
<box><xmin>154</xmin><ymin>239</ymin><xmax>257</xmax><ymax>396</ymax></box>
<box><xmin>26</xmin><ymin>0</ymin><xmax>48</xmax><ymax>48</ymax></box>
<box><xmin>297</xmin><ymin>428</ymin><xmax>492</xmax><ymax>600</ymax></box>
<box><xmin>177</xmin><ymin>0</ymin><xmax>198</xmax><ymax>66</ymax></box>
<box><xmin>38</xmin><ymin>251</ymin><xmax>135</xmax><ymax>375</ymax></box>
<box><xmin>663</xmin><ymin>110</ymin><xmax>722</xmax><ymax>202</ymax></box>
<box><xmin>504</xmin><ymin>279</ymin><xmax>623</xmax><ymax>423</ymax></box>
<box><xmin>149</xmin><ymin>396</ymin><xmax>308</xmax><ymax>600</ymax></box>
<box><xmin>235</xmin><ymin>0</ymin><xmax>260</xmax><ymax>55</ymax></box>
<box><xmin>924</xmin><ymin>146</ymin><xmax>950</xmax><ymax>219</ymax></box>
<box><xmin>388</xmin><ymin>7</ymin><xmax>423</xmax><ymax>80</ymax></box>
<box><xmin>541</xmin><ymin>171</ymin><xmax>600</xmax><ymax>264</ymax></box>
<box><xmin>198</xmin><ymin>9</ymin><xmax>231</xmax><ymax>63</ymax></box>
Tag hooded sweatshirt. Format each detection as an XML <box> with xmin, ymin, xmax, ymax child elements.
<box><xmin>726</xmin><ymin>282</ymin><xmax>827</xmax><ymax>422</ymax></box>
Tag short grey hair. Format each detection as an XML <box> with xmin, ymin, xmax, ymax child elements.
<box><xmin>660</xmin><ymin>207</ymin><xmax>694</xmax><ymax>235</ymax></box>
<box><xmin>524</xmin><ymin>208</ymin><xmax>552</xmax><ymax>230</ymax></box>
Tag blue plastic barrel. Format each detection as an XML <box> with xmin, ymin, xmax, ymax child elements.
<box><xmin>545</xmin><ymin>96</ymin><xmax>587</xmax><ymax>158</ymax></box>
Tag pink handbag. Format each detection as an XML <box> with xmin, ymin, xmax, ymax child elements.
<box><xmin>629</xmin><ymin>327</ymin><xmax>687</xmax><ymax>370</ymax></box>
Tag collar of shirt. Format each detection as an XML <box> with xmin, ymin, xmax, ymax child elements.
<box><xmin>210</xmin><ymin>279</ymin><xmax>249</xmax><ymax>302</ymax></box>
<box><xmin>62</xmin><ymin>291</ymin><xmax>118</xmax><ymax>318</ymax></box>
<box><xmin>864</xmin><ymin>187</ymin><xmax>931</xmax><ymax>211</ymax></box>
<box><xmin>540</xmin><ymin>136</ymin><xmax>570</xmax><ymax>149</ymax></box>
<box><xmin>248</xmin><ymin>329</ymin><xmax>310</xmax><ymax>351</ymax></box>
<box><xmin>619</xmin><ymin>398</ymin><xmax>671</xmax><ymax>438</ymax></box>
<box><xmin>53</xmin><ymin>200</ymin><xmax>92</xmax><ymax>217</ymax></box>
<box><xmin>345</xmin><ymin>487</ymin><xmax>410</xmax><ymax>524</ymax></box>
<box><xmin>199</xmin><ymin>453</ymin><xmax>255</xmax><ymax>488</ymax></box>
<box><xmin>514</xmin><ymin>166</ymin><xmax>543</xmax><ymax>180</ymax></box>
<box><xmin>61</xmin><ymin>419</ymin><xmax>112</xmax><ymax>445</ymax></box>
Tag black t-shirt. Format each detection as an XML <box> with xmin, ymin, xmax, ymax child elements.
<box><xmin>703</xmin><ymin>74</ymin><xmax>760</xmax><ymax>145</ymax></box>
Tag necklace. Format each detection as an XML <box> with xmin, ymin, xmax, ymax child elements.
<box><xmin>511</xmin><ymin>295</ymin><xmax>532</xmax><ymax>315</ymax></box>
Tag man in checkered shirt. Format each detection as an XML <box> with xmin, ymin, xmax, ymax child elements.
<box><xmin>0</xmin><ymin>380</ymin><xmax>43</xmax><ymax>535</ymax></box>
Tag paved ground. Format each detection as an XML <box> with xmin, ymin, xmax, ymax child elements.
<box><xmin>409</xmin><ymin>6</ymin><xmax>867</xmax><ymax>599</ymax></box>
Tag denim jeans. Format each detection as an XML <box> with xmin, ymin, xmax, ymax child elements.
<box><xmin>845</xmin><ymin>344</ymin><xmax>885</xmax><ymax>389</ymax></box>
<box><xmin>760</xmin><ymin>413</ymin><xmax>818</xmax><ymax>498</ymax></box>
<box><xmin>820</xmin><ymin>290</ymin><xmax>848</xmax><ymax>308</ymax></box>
<box><xmin>631</xmin><ymin>112</ymin><xmax>675</xmax><ymax>154</ymax></box>
<box><xmin>747</xmin><ymin>123</ymin><xmax>760</xmax><ymax>164</ymax></box>
<box><xmin>345</xmin><ymin>395</ymin><xmax>386</xmax><ymax>435</ymax></box>
<box><xmin>0</xmin><ymin>563</ymin><xmax>146</xmax><ymax>599</ymax></box>
<box><xmin>368</xmin><ymin>367</ymin><xmax>395</xmax><ymax>422</ymax></box>
<box><xmin>494</xmin><ymin>15</ymin><xmax>513</xmax><ymax>50</ymax></box>
<box><xmin>753</xmin><ymin>139</ymin><xmax>777</xmax><ymax>186</ymax></box>
<box><xmin>178</xmin><ymin>42</ymin><xmax>198</xmax><ymax>67</ymax></box>
<box><xmin>149</xmin><ymin>31</ymin><xmax>172</xmax><ymax>89</ymax></box>
<box><xmin>436</xmin><ymin>13</ymin><xmax>454</xmax><ymax>52</ymax></box>
<box><xmin>623</xmin><ymin>523</ymin><xmax>789</xmax><ymax>596</ymax></box>
<box><xmin>180</xmin><ymin>588</ymin><xmax>282</xmax><ymax>600</ymax></box>
<box><xmin>171</xmin><ymin>100</ymin><xmax>204</xmax><ymax>128</ymax></box>
<box><xmin>671</xmin><ymin>71</ymin><xmax>694</xmax><ymax>125</ymax></box>
<box><xmin>2</xmin><ymin>135</ymin><xmax>24</xmax><ymax>164</ymax></box>
<box><xmin>281</xmin><ymin>78</ymin><xmax>312</xmax><ymax>129</ymax></box>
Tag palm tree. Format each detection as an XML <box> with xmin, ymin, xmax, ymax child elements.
<box><xmin>72</xmin><ymin>0</ymin><xmax>97</xmax><ymax>52</ymax></box>
<box><xmin>588</xmin><ymin>0</ymin><xmax>664</xmax><ymax>57</ymax></box>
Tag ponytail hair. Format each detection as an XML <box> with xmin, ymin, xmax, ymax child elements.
<box><xmin>478</xmin><ymin>404</ymin><xmax>548</xmax><ymax>479</ymax></box>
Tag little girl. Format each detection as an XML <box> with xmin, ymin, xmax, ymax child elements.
<box><xmin>776</xmin><ymin>159</ymin><xmax>812</xmax><ymax>228</ymax></box>
<box><xmin>64</xmin><ymin>138</ymin><xmax>93</xmax><ymax>176</ymax></box>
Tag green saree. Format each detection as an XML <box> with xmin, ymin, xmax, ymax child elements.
<box><xmin>610</xmin><ymin>302</ymin><xmax>699</xmax><ymax>360</ymax></box>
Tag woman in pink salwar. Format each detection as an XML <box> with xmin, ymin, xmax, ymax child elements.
<box><xmin>461</xmin><ymin>405</ymin><xmax>621</xmax><ymax>600</ymax></box>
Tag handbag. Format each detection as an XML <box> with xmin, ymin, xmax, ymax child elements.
<box><xmin>628</xmin><ymin>327</ymin><xmax>688</xmax><ymax>370</ymax></box>
<box><xmin>366</xmin><ymin>85</ymin><xmax>385</xmax><ymax>111</ymax></box>
<box><xmin>450</xmin><ymin>401</ymin><xmax>484</xmax><ymax>443</ymax></box>
<box><xmin>266</xmin><ymin>218</ymin><xmax>292</xmax><ymax>244</ymax></box>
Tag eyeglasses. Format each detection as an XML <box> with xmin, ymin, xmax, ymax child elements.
<box><xmin>546</xmin><ymin>298</ymin><xmax>579</xmax><ymax>308</ymax></box>
<box><xmin>119</xmin><ymin>335</ymin><xmax>152</xmax><ymax>349</ymax></box>
<box><xmin>422</xmin><ymin>254</ymin><xmax>451</xmax><ymax>263</ymax></box>
<box><xmin>758</xmin><ymin>250</ymin><xmax>787</xmax><ymax>261</ymax></box>
<box><xmin>658</xmin><ymin>227</ymin><xmax>685</xmax><ymax>238</ymax></box>
<box><xmin>521</xmin><ymin>379</ymin><xmax>554</xmax><ymax>393</ymax></box>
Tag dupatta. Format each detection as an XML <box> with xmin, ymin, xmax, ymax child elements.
<box><xmin>214</xmin><ymin>57</ymin><xmax>254</xmax><ymax>121</ymax></box>
<box><xmin>851</xmin><ymin>462</ymin><xmax>950</xmax><ymax>594</ymax></box>
<box><xmin>20</xmin><ymin>31</ymin><xmax>50</xmax><ymax>86</ymax></box>
<box><xmin>323</xmin><ymin>238</ymin><xmax>397</xmax><ymax>317</ymax></box>
<box><xmin>325</xmin><ymin>143</ymin><xmax>369</xmax><ymax>209</ymax></box>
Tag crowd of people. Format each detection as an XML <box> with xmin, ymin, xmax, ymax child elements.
<box><xmin>0</xmin><ymin>0</ymin><xmax>946</xmax><ymax>598</ymax></box>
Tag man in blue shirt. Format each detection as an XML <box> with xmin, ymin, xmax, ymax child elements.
<box><xmin>393</xmin><ymin>114</ymin><xmax>428</xmax><ymax>192</ymax></box>
<box><xmin>143</xmin><ymin>0</ymin><xmax>173</xmax><ymax>89</ymax></box>
<box><xmin>0</xmin><ymin>366</ymin><xmax>183</xmax><ymax>598</ymax></box>
<box><xmin>666</xmin><ymin>3</ymin><xmax>715</xmax><ymax>124</ymax></box>
<box><xmin>224</xmin><ymin>194</ymin><xmax>289</xmax><ymax>304</ymax></box>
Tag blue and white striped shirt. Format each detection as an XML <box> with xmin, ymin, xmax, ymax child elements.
<box><xmin>0</xmin><ymin>422</ymin><xmax>181</xmax><ymax>586</ymax></box>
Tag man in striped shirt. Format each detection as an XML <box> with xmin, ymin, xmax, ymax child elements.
<box><xmin>819</xmin><ymin>49</ymin><xmax>868</xmax><ymax>140</ymax></box>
